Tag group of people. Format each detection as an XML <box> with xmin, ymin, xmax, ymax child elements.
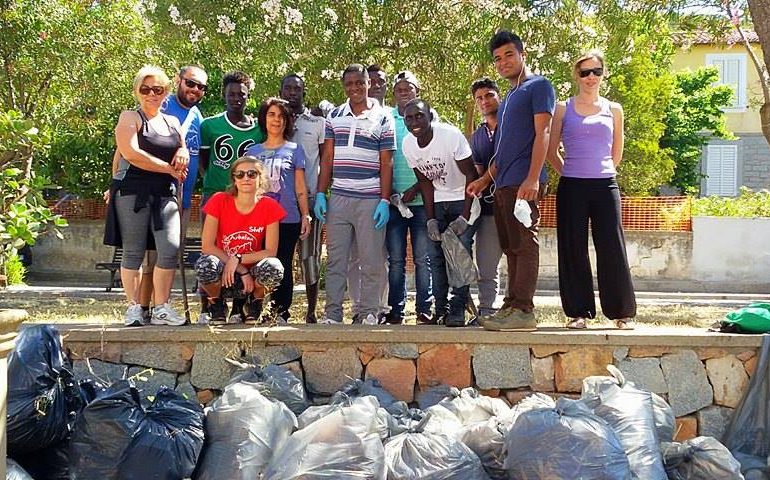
<box><xmin>105</xmin><ymin>29</ymin><xmax>637</xmax><ymax>331</ymax></box>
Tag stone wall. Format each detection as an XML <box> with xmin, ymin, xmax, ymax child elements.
<box><xmin>59</xmin><ymin>325</ymin><xmax>761</xmax><ymax>443</ymax></box>
<box><xmin>738</xmin><ymin>133</ymin><xmax>770</xmax><ymax>191</ymax></box>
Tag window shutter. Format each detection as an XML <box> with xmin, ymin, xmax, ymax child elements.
<box><xmin>705</xmin><ymin>145</ymin><xmax>738</xmax><ymax>196</ymax></box>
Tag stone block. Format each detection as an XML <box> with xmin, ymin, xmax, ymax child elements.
<box><xmin>613</xmin><ymin>347</ymin><xmax>629</xmax><ymax>362</ymax></box>
<box><xmin>128</xmin><ymin>366</ymin><xmax>177</xmax><ymax>400</ymax></box>
<box><xmin>473</xmin><ymin>345</ymin><xmax>532</xmax><ymax>389</ymax></box>
<box><xmin>197</xmin><ymin>389</ymin><xmax>215</xmax><ymax>405</ymax></box>
<box><xmin>303</xmin><ymin>347</ymin><xmax>362</xmax><ymax>394</ymax></box>
<box><xmin>706</xmin><ymin>355</ymin><xmax>749</xmax><ymax>408</ymax></box>
<box><xmin>190</xmin><ymin>343</ymin><xmax>241</xmax><ymax>390</ymax></box>
<box><xmin>616</xmin><ymin>357</ymin><xmax>667</xmax><ymax>394</ymax></box>
<box><xmin>66</xmin><ymin>342</ymin><xmax>121</xmax><ymax>363</ymax></box>
<box><xmin>505</xmin><ymin>389</ymin><xmax>536</xmax><ymax>406</ymax></box>
<box><xmin>365</xmin><ymin>358</ymin><xmax>416</xmax><ymax>403</ymax></box>
<box><xmin>531</xmin><ymin>355</ymin><xmax>555</xmax><ymax>391</ymax></box>
<box><xmin>674</xmin><ymin>416</ymin><xmax>698</xmax><ymax>442</ymax></box>
<box><xmin>283</xmin><ymin>360</ymin><xmax>304</xmax><ymax>384</ymax></box>
<box><xmin>358</xmin><ymin>344</ymin><xmax>383</xmax><ymax>365</ymax></box>
<box><xmin>531</xmin><ymin>345</ymin><xmax>567</xmax><ymax>358</ymax></box>
<box><xmin>387</xmin><ymin>344</ymin><xmax>419</xmax><ymax>359</ymax></box>
<box><xmin>661</xmin><ymin>350</ymin><xmax>713</xmax><ymax>417</ymax></box>
<box><xmin>248</xmin><ymin>345</ymin><xmax>302</xmax><ymax>366</ymax></box>
<box><xmin>737</xmin><ymin>350</ymin><xmax>756</xmax><ymax>362</ymax></box>
<box><xmin>479</xmin><ymin>389</ymin><xmax>501</xmax><ymax>398</ymax></box>
<box><xmin>417</xmin><ymin>344</ymin><xmax>471</xmax><ymax>389</ymax></box>
<box><xmin>697</xmin><ymin>405</ymin><xmax>734</xmax><ymax>440</ymax></box>
<box><xmin>745</xmin><ymin>355</ymin><xmax>758</xmax><ymax>377</ymax></box>
<box><xmin>122</xmin><ymin>342</ymin><xmax>192</xmax><ymax>373</ymax></box>
<box><xmin>697</xmin><ymin>348</ymin><xmax>730</xmax><ymax>360</ymax></box>
<box><xmin>628</xmin><ymin>346</ymin><xmax>675</xmax><ymax>358</ymax></box>
<box><xmin>73</xmin><ymin>359</ymin><xmax>126</xmax><ymax>384</ymax></box>
<box><xmin>553</xmin><ymin>347</ymin><xmax>613</xmax><ymax>393</ymax></box>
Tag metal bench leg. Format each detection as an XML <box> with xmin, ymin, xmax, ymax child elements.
<box><xmin>106</xmin><ymin>270</ymin><xmax>116</xmax><ymax>292</ymax></box>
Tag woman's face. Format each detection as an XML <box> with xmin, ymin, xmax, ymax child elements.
<box><xmin>136</xmin><ymin>75</ymin><xmax>167</xmax><ymax>110</ymax></box>
<box><xmin>576</xmin><ymin>57</ymin><xmax>604</xmax><ymax>93</ymax></box>
<box><xmin>265</xmin><ymin>105</ymin><xmax>287</xmax><ymax>138</ymax></box>
<box><xmin>232</xmin><ymin>162</ymin><xmax>260</xmax><ymax>193</ymax></box>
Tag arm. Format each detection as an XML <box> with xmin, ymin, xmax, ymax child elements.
<box><xmin>401</xmin><ymin>182</ymin><xmax>421</xmax><ymax>203</ymax></box>
<box><xmin>317</xmin><ymin>138</ymin><xmax>334</xmax><ymax>194</ymax></box>
<box><xmin>114</xmin><ymin>111</ymin><xmax>182</xmax><ymax>179</ymax></box>
<box><xmin>546</xmin><ymin>102</ymin><xmax>565</xmax><ymax>175</ymax></box>
<box><xmin>467</xmin><ymin>162</ymin><xmax>496</xmax><ymax>197</ymax></box>
<box><xmin>456</xmin><ymin>156</ymin><xmax>479</xmax><ymax>220</ymax></box>
<box><xmin>168</xmin><ymin>116</ymin><xmax>189</xmax><ymax>176</ymax></box>
<box><xmin>378</xmin><ymin>149</ymin><xmax>393</xmax><ymax>200</ymax></box>
<box><xmin>518</xmin><ymin>111</ymin><xmax>552</xmax><ymax>201</ymax></box>
<box><xmin>611</xmin><ymin>102</ymin><xmax>625</xmax><ymax>166</ymax></box>
<box><xmin>295</xmin><ymin>168</ymin><xmax>311</xmax><ymax>239</ymax></box>
<box><xmin>414</xmin><ymin>168</ymin><xmax>435</xmax><ymax>220</ymax></box>
<box><xmin>111</xmin><ymin>149</ymin><xmax>121</xmax><ymax>176</ymax></box>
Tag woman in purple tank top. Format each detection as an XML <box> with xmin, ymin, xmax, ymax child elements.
<box><xmin>546</xmin><ymin>51</ymin><xmax>637</xmax><ymax>330</ymax></box>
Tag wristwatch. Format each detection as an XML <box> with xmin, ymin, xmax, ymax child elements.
<box><xmin>234</xmin><ymin>253</ymin><xmax>243</xmax><ymax>264</ymax></box>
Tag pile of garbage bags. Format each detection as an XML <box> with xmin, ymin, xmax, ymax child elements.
<box><xmin>6</xmin><ymin>323</ymin><xmax>761</xmax><ymax>479</ymax></box>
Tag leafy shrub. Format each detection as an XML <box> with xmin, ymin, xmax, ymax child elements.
<box><xmin>692</xmin><ymin>187</ymin><xmax>770</xmax><ymax>217</ymax></box>
<box><xmin>4</xmin><ymin>253</ymin><xmax>26</xmax><ymax>285</ymax></box>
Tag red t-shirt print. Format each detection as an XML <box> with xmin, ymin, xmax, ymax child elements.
<box><xmin>202</xmin><ymin>192</ymin><xmax>286</xmax><ymax>265</ymax></box>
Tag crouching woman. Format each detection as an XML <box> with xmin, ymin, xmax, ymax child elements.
<box><xmin>195</xmin><ymin>156</ymin><xmax>286</xmax><ymax>324</ymax></box>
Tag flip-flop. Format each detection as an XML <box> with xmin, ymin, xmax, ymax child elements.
<box><xmin>615</xmin><ymin>318</ymin><xmax>635</xmax><ymax>330</ymax></box>
<box><xmin>566</xmin><ymin>318</ymin><xmax>587</xmax><ymax>329</ymax></box>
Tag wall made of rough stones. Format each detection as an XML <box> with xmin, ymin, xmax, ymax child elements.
<box><xmin>65</xmin><ymin>339</ymin><xmax>758</xmax><ymax>443</ymax></box>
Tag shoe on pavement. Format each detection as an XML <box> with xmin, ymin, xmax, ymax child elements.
<box><xmin>362</xmin><ymin>314</ymin><xmax>378</xmax><ymax>326</ymax></box>
<box><xmin>445</xmin><ymin>309</ymin><xmax>467</xmax><ymax>328</ymax></box>
<box><xmin>481</xmin><ymin>309</ymin><xmax>537</xmax><ymax>331</ymax></box>
<box><xmin>245</xmin><ymin>296</ymin><xmax>264</xmax><ymax>324</ymax></box>
<box><xmin>320</xmin><ymin>316</ymin><xmax>343</xmax><ymax>325</ymax></box>
<box><xmin>124</xmin><ymin>303</ymin><xmax>144</xmax><ymax>327</ymax></box>
<box><xmin>207</xmin><ymin>297</ymin><xmax>227</xmax><ymax>325</ymax></box>
<box><xmin>417</xmin><ymin>312</ymin><xmax>435</xmax><ymax>325</ymax></box>
<box><xmin>351</xmin><ymin>313</ymin><xmax>362</xmax><ymax>324</ymax></box>
<box><xmin>150</xmin><ymin>303</ymin><xmax>187</xmax><ymax>326</ymax></box>
<box><xmin>381</xmin><ymin>312</ymin><xmax>403</xmax><ymax>325</ymax></box>
<box><xmin>198</xmin><ymin>312</ymin><xmax>211</xmax><ymax>325</ymax></box>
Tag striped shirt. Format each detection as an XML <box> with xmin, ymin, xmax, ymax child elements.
<box><xmin>325</xmin><ymin>98</ymin><xmax>395</xmax><ymax>198</ymax></box>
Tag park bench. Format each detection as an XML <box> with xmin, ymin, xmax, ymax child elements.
<box><xmin>95</xmin><ymin>237</ymin><xmax>202</xmax><ymax>292</ymax></box>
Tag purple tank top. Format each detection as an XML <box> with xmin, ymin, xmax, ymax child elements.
<box><xmin>561</xmin><ymin>97</ymin><xmax>616</xmax><ymax>178</ymax></box>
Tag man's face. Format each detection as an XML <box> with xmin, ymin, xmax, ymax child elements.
<box><xmin>224</xmin><ymin>82</ymin><xmax>249</xmax><ymax>115</ymax></box>
<box><xmin>368</xmin><ymin>70</ymin><xmax>387</xmax><ymax>101</ymax></box>
<box><xmin>403</xmin><ymin>102</ymin><xmax>432</xmax><ymax>139</ymax></box>
<box><xmin>474</xmin><ymin>87</ymin><xmax>501</xmax><ymax>117</ymax></box>
<box><xmin>393</xmin><ymin>80</ymin><xmax>418</xmax><ymax>109</ymax></box>
<box><xmin>493</xmin><ymin>42</ymin><xmax>525</xmax><ymax>81</ymax></box>
<box><xmin>280</xmin><ymin>77</ymin><xmax>305</xmax><ymax>110</ymax></box>
<box><xmin>343</xmin><ymin>71</ymin><xmax>369</xmax><ymax>105</ymax></box>
<box><xmin>176</xmin><ymin>68</ymin><xmax>207</xmax><ymax>108</ymax></box>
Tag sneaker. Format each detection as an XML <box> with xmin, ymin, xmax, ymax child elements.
<box><xmin>124</xmin><ymin>303</ymin><xmax>144</xmax><ymax>327</ymax></box>
<box><xmin>208</xmin><ymin>298</ymin><xmax>227</xmax><ymax>325</ymax></box>
<box><xmin>245</xmin><ymin>296</ymin><xmax>264</xmax><ymax>324</ymax></box>
<box><xmin>140</xmin><ymin>307</ymin><xmax>151</xmax><ymax>325</ymax></box>
<box><xmin>362</xmin><ymin>314</ymin><xmax>378</xmax><ymax>326</ymax></box>
<box><xmin>478</xmin><ymin>306</ymin><xmax>513</xmax><ymax>326</ymax></box>
<box><xmin>381</xmin><ymin>312</ymin><xmax>403</xmax><ymax>325</ymax></box>
<box><xmin>197</xmin><ymin>312</ymin><xmax>211</xmax><ymax>325</ymax></box>
<box><xmin>351</xmin><ymin>313</ymin><xmax>362</xmax><ymax>324</ymax></box>
<box><xmin>445</xmin><ymin>309</ymin><xmax>467</xmax><ymax>328</ymax></box>
<box><xmin>150</xmin><ymin>303</ymin><xmax>187</xmax><ymax>326</ymax></box>
<box><xmin>481</xmin><ymin>308</ymin><xmax>537</xmax><ymax>331</ymax></box>
<box><xmin>319</xmin><ymin>316</ymin><xmax>343</xmax><ymax>325</ymax></box>
<box><xmin>417</xmin><ymin>312</ymin><xmax>436</xmax><ymax>325</ymax></box>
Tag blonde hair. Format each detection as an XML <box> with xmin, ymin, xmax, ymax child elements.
<box><xmin>226</xmin><ymin>156</ymin><xmax>269</xmax><ymax>196</ymax></box>
<box><xmin>572</xmin><ymin>50</ymin><xmax>606</xmax><ymax>80</ymax></box>
<box><xmin>132</xmin><ymin>65</ymin><xmax>172</xmax><ymax>100</ymax></box>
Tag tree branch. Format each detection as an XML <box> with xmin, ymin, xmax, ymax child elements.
<box><xmin>727</xmin><ymin>0</ymin><xmax>770</xmax><ymax>104</ymax></box>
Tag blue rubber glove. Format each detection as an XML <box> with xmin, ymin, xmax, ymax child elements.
<box><xmin>313</xmin><ymin>192</ymin><xmax>327</xmax><ymax>224</ymax></box>
<box><xmin>373</xmin><ymin>199</ymin><xmax>390</xmax><ymax>230</ymax></box>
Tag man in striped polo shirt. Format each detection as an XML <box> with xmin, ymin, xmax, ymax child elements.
<box><xmin>314</xmin><ymin>64</ymin><xmax>395</xmax><ymax>325</ymax></box>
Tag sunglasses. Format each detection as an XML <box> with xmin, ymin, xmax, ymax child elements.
<box><xmin>139</xmin><ymin>85</ymin><xmax>166</xmax><ymax>96</ymax></box>
<box><xmin>578</xmin><ymin>67</ymin><xmax>604</xmax><ymax>78</ymax></box>
<box><xmin>233</xmin><ymin>170</ymin><xmax>259</xmax><ymax>179</ymax></box>
<box><xmin>183</xmin><ymin>78</ymin><xmax>207</xmax><ymax>92</ymax></box>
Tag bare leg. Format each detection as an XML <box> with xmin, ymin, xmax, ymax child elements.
<box><xmin>152</xmin><ymin>267</ymin><xmax>176</xmax><ymax>305</ymax></box>
<box><xmin>120</xmin><ymin>267</ymin><xmax>142</xmax><ymax>304</ymax></box>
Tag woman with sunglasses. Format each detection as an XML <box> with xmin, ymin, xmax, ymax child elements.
<box><xmin>195</xmin><ymin>156</ymin><xmax>286</xmax><ymax>324</ymax></box>
<box><xmin>106</xmin><ymin>66</ymin><xmax>189</xmax><ymax>327</ymax></box>
<box><xmin>245</xmin><ymin>97</ymin><xmax>311</xmax><ymax>323</ymax></box>
<box><xmin>546</xmin><ymin>51</ymin><xmax>637</xmax><ymax>329</ymax></box>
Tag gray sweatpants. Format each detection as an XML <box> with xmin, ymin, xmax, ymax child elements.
<box><xmin>475</xmin><ymin>213</ymin><xmax>503</xmax><ymax>310</ymax></box>
<box><xmin>325</xmin><ymin>195</ymin><xmax>387</xmax><ymax>321</ymax></box>
<box><xmin>114</xmin><ymin>192</ymin><xmax>180</xmax><ymax>270</ymax></box>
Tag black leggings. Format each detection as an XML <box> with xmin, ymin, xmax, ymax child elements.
<box><xmin>556</xmin><ymin>177</ymin><xmax>636</xmax><ymax>320</ymax></box>
<box><xmin>272</xmin><ymin>222</ymin><xmax>301</xmax><ymax>319</ymax></box>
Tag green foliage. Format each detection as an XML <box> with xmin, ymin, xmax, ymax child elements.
<box><xmin>692</xmin><ymin>187</ymin><xmax>770</xmax><ymax>217</ymax></box>
<box><xmin>662</xmin><ymin>67</ymin><xmax>734</xmax><ymax>194</ymax></box>
<box><xmin>4</xmin><ymin>252</ymin><xmax>26</xmax><ymax>285</ymax></box>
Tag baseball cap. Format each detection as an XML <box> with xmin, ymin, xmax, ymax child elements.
<box><xmin>393</xmin><ymin>70</ymin><xmax>421</xmax><ymax>89</ymax></box>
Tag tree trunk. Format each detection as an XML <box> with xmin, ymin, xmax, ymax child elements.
<box><xmin>747</xmin><ymin>0</ymin><xmax>770</xmax><ymax>146</ymax></box>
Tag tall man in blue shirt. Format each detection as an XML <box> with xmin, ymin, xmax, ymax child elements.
<box><xmin>467</xmin><ymin>31</ymin><xmax>555</xmax><ymax>331</ymax></box>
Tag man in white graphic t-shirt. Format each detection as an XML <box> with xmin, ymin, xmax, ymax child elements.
<box><xmin>402</xmin><ymin>99</ymin><xmax>479</xmax><ymax>327</ymax></box>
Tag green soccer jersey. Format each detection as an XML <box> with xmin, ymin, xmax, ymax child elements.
<box><xmin>200</xmin><ymin>112</ymin><xmax>265</xmax><ymax>195</ymax></box>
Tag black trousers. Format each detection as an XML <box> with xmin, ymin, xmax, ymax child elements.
<box><xmin>556</xmin><ymin>177</ymin><xmax>636</xmax><ymax>320</ymax></box>
<box><xmin>272</xmin><ymin>222</ymin><xmax>301</xmax><ymax>319</ymax></box>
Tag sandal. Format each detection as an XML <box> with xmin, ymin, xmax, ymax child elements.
<box><xmin>614</xmin><ymin>318</ymin><xmax>634</xmax><ymax>330</ymax></box>
<box><xmin>566</xmin><ymin>318</ymin><xmax>587</xmax><ymax>329</ymax></box>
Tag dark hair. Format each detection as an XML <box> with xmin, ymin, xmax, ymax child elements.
<box><xmin>404</xmin><ymin>98</ymin><xmax>430</xmax><ymax>112</ymax></box>
<box><xmin>489</xmin><ymin>31</ymin><xmax>524</xmax><ymax>55</ymax></box>
<box><xmin>367</xmin><ymin>64</ymin><xmax>384</xmax><ymax>74</ymax></box>
<box><xmin>179</xmin><ymin>65</ymin><xmax>204</xmax><ymax>77</ymax></box>
<box><xmin>281</xmin><ymin>73</ymin><xmax>305</xmax><ymax>89</ymax></box>
<box><xmin>221</xmin><ymin>70</ymin><xmax>251</xmax><ymax>96</ymax></box>
<box><xmin>341</xmin><ymin>64</ymin><xmax>366</xmax><ymax>81</ymax></box>
<box><xmin>257</xmin><ymin>97</ymin><xmax>295</xmax><ymax>140</ymax></box>
<box><xmin>471</xmin><ymin>77</ymin><xmax>500</xmax><ymax>95</ymax></box>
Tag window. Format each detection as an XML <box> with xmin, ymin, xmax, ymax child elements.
<box><xmin>706</xmin><ymin>53</ymin><xmax>747</xmax><ymax>110</ymax></box>
<box><xmin>704</xmin><ymin>144</ymin><xmax>738</xmax><ymax>196</ymax></box>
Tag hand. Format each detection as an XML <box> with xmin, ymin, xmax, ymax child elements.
<box><xmin>313</xmin><ymin>192</ymin><xmax>327</xmax><ymax>224</ymax></box>
<box><xmin>167</xmin><ymin>163</ymin><xmax>186</xmax><ymax>181</ymax></box>
<box><xmin>373</xmin><ymin>199</ymin><xmax>390</xmax><ymax>230</ymax></box>
<box><xmin>401</xmin><ymin>185</ymin><xmax>419</xmax><ymax>204</ymax></box>
<box><xmin>222</xmin><ymin>256</ymin><xmax>239</xmax><ymax>288</ymax></box>
<box><xmin>467</xmin><ymin>175</ymin><xmax>491</xmax><ymax>197</ymax></box>
<box><xmin>517</xmin><ymin>177</ymin><xmax>539</xmax><ymax>201</ymax></box>
<box><xmin>426</xmin><ymin>218</ymin><xmax>441</xmax><ymax>241</ymax></box>
<box><xmin>300</xmin><ymin>214</ymin><xmax>311</xmax><ymax>240</ymax></box>
<box><xmin>448</xmin><ymin>216</ymin><xmax>468</xmax><ymax>236</ymax></box>
<box><xmin>240</xmin><ymin>273</ymin><xmax>254</xmax><ymax>294</ymax></box>
<box><xmin>172</xmin><ymin>147</ymin><xmax>189</xmax><ymax>170</ymax></box>
<box><xmin>103</xmin><ymin>189</ymin><xmax>111</xmax><ymax>205</ymax></box>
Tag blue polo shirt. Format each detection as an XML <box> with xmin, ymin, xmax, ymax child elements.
<box><xmin>162</xmin><ymin>94</ymin><xmax>204</xmax><ymax>209</ymax></box>
<box><xmin>471</xmin><ymin>122</ymin><xmax>496</xmax><ymax>215</ymax></box>
<box><xmin>494</xmin><ymin>75</ymin><xmax>555</xmax><ymax>188</ymax></box>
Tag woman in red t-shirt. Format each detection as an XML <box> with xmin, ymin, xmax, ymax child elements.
<box><xmin>196</xmin><ymin>156</ymin><xmax>286</xmax><ymax>324</ymax></box>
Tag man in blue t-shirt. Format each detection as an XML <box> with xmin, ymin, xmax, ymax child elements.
<box><xmin>467</xmin><ymin>31</ymin><xmax>555</xmax><ymax>331</ymax></box>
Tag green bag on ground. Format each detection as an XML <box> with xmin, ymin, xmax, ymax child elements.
<box><xmin>723</xmin><ymin>303</ymin><xmax>770</xmax><ymax>333</ymax></box>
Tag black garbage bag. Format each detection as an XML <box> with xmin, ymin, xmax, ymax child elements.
<box><xmin>416</xmin><ymin>385</ymin><xmax>456</xmax><ymax>409</ymax></box>
<box><xmin>193</xmin><ymin>380</ymin><xmax>297</xmax><ymax>480</ymax></box>
<box><xmin>119</xmin><ymin>387</ymin><xmax>205</xmax><ymax>480</ymax></box>
<box><xmin>724</xmin><ymin>335</ymin><xmax>770</xmax><ymax>476</ymax></box>
<box><xmin>661</xmin><ymin>437</ymin><xmax>744</xmax><ymax>480</ymax></box>
<box><xmin>229</xmin><ymin>361</ymin><xmax>310</xmax><ymax>415</ymax></box>
<box><xmin>7</xmin><ymin>324</ymin><xmax>84</xmax><ymax>454</ymax></box>
<box><xmin>385</xmin><ymin>413</ymin><xmax>488</xmax><ymax>480</ymax></box>
<box><xmin>6</xmin><ymin>458</ymin><xmax>34</xmax><ymax>480</ymax></box>
<box><xmin>333</xmin><ymin>378</ymin><xmax>399</xmax><ymax>412</ymax></box>
<box><xmin>12</xmin><ymin>438</ymin><xmax>70</xmax><ymax>480</ymax></box>
<box><xmin>504</xmin><ymin>397</ymin><xmax>632</xmax><ymax>480</ymax></box>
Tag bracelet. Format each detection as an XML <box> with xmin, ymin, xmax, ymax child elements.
<box><xmin>240</xmin><ymin>272</ymin><xmax>251</xmax><ymax>278</ymax></box>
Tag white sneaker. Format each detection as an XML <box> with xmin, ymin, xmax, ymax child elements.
<box><xmin>362</xmin><ymin>314</ymin><xmax>378</xmax><ymax>326</ymax></box>
<box><xmin>150</xmin><ymin>303</ymin><xmax>187</xmax><ymax>326</ymax></box>
<box><xmin>124</xmin><ymin>303</ymin><xmax>144</xmax><ymax>327</ymax></box>
<box><xmin>319</xmin><ymin>316</ymin><xmax>343</xmax><ymax>325</ymax></box>
<box><xmin>227</xmin><ymin>313</ymin><xmax>243</xmax><ymax>324</ymax></box>
<box><xmin>198</xmin><ymin>312</ymin><xmax>211</xmax><ymax>325</ymax></box>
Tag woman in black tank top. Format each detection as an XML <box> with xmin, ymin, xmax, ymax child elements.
<box><xmin>107</xmin><ymin>66</ymin><xmax>190</xmax><ymax>327</ymax></box>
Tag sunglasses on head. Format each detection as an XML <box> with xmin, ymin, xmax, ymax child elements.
<box><xmin>233</xmin><ymin>170</ymin><xmax>258</xmax><ymax>179</ymax></box>
<box><xmin>139</xmin><ymin>85</ymin><xmax>166</xmax><ymax>96</ymax></box>
<box><xmin>579</xmin><ymin>67</ymin><xmax>604</xmax><ymax>78</ymax></box>
<box><xmin>183</xmin><ymin>78</ymin><xmax>207</xmax><ymax>91</ymax></box>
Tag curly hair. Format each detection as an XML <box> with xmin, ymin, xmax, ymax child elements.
<box><xmin>221</xmin><ymin>70</ymin><xmax>252</xmax><ymax>97</ymax></box>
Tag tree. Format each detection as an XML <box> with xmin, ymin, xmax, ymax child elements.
<box><xmin>662</xmin><ymin>67</ymin><xmax>734</xmax><ymax>194</ymax></box>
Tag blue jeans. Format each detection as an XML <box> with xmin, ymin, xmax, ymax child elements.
<box><xmin>428</xmin><ymin>200</ymin><xmax>476</xmax><ymax>316</ymax></box>
<box><xmin>386</xmin><ymin>205</ymin><xmax>432</xmax><ymax>318</ymax></box>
